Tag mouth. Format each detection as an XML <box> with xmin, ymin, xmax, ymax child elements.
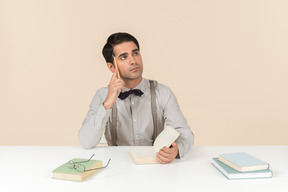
<box><xmin>130</xmin><ymin>67</ymin><xmax>140</xmax><ymax>72</ymax></box>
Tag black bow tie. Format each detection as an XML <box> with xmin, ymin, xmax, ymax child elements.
<box><xmin>118</xmin><ymin>89</ymin><xmax>144</xmax><ymax>100</ymax></box>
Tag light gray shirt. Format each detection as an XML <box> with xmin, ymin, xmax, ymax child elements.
<box><xmin>78</xmin><ymin>78</ymin><xmax>194</xmax><ymax>158</ymax></box>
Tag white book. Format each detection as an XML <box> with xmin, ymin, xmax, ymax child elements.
<box><xmin>129</xmin><ymin>126</ymin><xmax>180</xmax><ymax>165</ymax></box>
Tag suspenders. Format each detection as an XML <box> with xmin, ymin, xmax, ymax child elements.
<box><xmin>111</xmin><ymin>103</ymin><xmax>117</xmax><ymax>146</ymax></box>
<box><xmin>110</xmin><ymin>80</ymin><xmax>161</xmax><ymax>146</ymax></box>
<box><xmin>150</xmin><ymin>80</ymin><xmax>158</xmax><ymax>142</ymax></box>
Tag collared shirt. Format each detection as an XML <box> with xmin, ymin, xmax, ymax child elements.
<box><xmin>78</xmin><ymin>78</ymin><xmax>194</xmax><ymax>158</ymax></box>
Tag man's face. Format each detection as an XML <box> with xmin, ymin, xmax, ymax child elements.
<box><xmin>113</xmin><ymin>41</ymin><xmax>143</xmax><ymax>81</ymax></box>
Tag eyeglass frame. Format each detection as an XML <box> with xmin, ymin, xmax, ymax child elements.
<box><xmin>67</xmin><ymin>154</ymin><xmax>111</xmax><ymax>172</ymax></box>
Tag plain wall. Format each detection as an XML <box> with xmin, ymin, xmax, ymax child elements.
<box><xmin>1</xmin><ymin>0</ymin><xmax>287</xmax><ymax>146</ymax></box>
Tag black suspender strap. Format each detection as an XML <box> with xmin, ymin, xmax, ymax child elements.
<box><xmin>110</xmin><ymin>80</ymin><xmax>159</xmax><ymax>146</ymax></box>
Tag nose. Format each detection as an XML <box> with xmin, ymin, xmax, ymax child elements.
<box><xmin>129</xmin><ymin>55</ymin><xmax>136</xmax><ymax>65</ymax></box>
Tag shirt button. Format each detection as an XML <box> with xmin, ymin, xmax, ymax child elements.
<box><xmin>131</xmin><ymin>101</ymin><xmax>134</xmax><ymax>105</ymax></box>
<box><xmin>133</xmin><ymin>119</ymin><xmax>137</xmax><ymax>122</ymax></box>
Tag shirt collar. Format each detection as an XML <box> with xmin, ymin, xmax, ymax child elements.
<box><xmin>123</xmin><ymin>78</ymin><xmax>149</xmax><ymax>92</ymax></box>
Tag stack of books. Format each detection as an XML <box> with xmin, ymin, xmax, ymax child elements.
<box><xmin>211</xmin><ymin>152</ymin><xmax>273</xmax><ymax>180</ymax></box>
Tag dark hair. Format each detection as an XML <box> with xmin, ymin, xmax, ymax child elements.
<box><xmin>102</xmin><ymin>32</ymin><xmax>140</xmax><ymax>64</ymax></box>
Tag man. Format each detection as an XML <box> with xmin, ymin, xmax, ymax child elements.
<box><xmin>78</xmin><ymin>32</ymin><xmax>194</xmax><ymax>164</ymax></box>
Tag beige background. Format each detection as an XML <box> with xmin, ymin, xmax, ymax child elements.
<box><xmin>0</xmin><ymin>0</ymin><xmax>287</xmax><ymax>146</ymax></box>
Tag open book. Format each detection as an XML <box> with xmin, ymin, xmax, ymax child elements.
<box><xmin>129</xmin><ymin>126</ymin><xmax>180</xmax><ymax>165</ymax></box>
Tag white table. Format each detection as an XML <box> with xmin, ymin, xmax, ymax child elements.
<box><xmin>1</xmin><ymin>146</ymin><xmax>288</xmax><ymax>192</ymax></box>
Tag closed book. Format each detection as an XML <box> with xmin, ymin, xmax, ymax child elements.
<box><xmin>52</xmin><ymin>158</ymin><xmax>102</xmax><ymax>182</ymax></box>
<box><xmin>212</xmin><ymin>158</ymin><xmax>272</xmax><ymax>180</ymax></box>
<box><xmin>218</xmin><ymin>152</ymin><xmax>269</xmax><ymax>172</ymax></box>
<box><xmin>129</xmin><ymin>126</ymin><xmax>180</xmax><ymax>165</ymax></box>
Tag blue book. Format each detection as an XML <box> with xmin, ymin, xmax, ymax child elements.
<box><xmin>212</xmin><ymin>158</ymin><xmax>273</xmax><ymax>180</ymax></box>
<box><xmin>218</xmin><ymin>152</ymin><xmax>269</xmax><ymax>172</ymax></box>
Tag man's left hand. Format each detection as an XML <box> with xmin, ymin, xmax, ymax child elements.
<box><xmin>156</xmin><ymin>142</ymin><xmax>179</xmax><ymax>164</ymax></box>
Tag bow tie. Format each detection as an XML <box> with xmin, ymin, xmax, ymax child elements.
<box><xmin>118</xmin><ymin>89</ymin><xmax>144</xmax><ymax>100</ymax></box>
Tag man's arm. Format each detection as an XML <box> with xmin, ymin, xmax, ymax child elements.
<box><xmin>78</xmin><ymin>70</ymin><xmax>124</xmax><ymax>149</ymax></box>
<box><xmin>157</xmin><ymin>84</ymin><xmax>194</xmax><ymax>161</ymax></box>
<box><xmin>78</xmin><ymin>88</ymin><xmax>111</xmax><ymax>149</ymax></box>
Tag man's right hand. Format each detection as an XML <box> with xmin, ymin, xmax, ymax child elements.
<box><xmin>103</xmin><ymin>70</ymin><xmax>125</xmax><ymax>110</ymax></box>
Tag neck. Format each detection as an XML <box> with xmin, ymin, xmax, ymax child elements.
<box><xmin>123</xmin><ymin>77</ymin><xmax>142</xmax><ymax>89</ymax></box>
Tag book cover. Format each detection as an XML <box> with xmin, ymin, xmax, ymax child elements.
<box><xmin>52</xmin><ymin>158</ymin><xmax>102</xmax><ymax>182</ymax></box>
<box><xmin>129</xmin><ymin>126</ymin><xmax>180</xmax><ymax>165</ymax></box>
<box><xmin>211</xmin><ymin>158</ymin><xmax>272</xmax><ymax>180</ymax></box>
<box><xmin>218</xmin><ymin>152</ymin><xmax>269</xmax><ymax>172</ymax></box>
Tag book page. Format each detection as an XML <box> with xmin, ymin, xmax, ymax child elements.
<box><xmin>130</xmin><ymin>146</ymin><xmax>156</xmax><ymax>157</ymax></box>
<box><xmin>153</xmin><ymin>126</ymin><xmax>180</xmax><ymax>152</ymax></box>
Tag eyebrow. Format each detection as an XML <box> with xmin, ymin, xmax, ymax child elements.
<box><xmin>118</xmin><ymin>49</ymin><xmax>139</xmax><ymax>58</ymax></box>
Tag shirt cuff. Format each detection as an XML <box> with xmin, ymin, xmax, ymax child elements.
<box><xmin>177</xmin><ymin>141</ymin><xmax>185</xmax><ymax>159</ymax></box>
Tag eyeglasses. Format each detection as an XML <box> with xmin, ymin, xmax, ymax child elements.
<box><xmin>67</xmin><ymin>154</ymin><xmax>111</xmax><ymax>172</ymax></box>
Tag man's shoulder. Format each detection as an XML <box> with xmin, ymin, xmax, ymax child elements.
<box><xmin>146</xmin><ymin>79</ymin><xmax>177</xmax><ymax>108</ymax></box>
<box><xmin>97</xmin><ymin>86</ymin><xmax>108</xmax><ymax>92</ymax></box>
<box><xmin>146</xmin><ymin>79</ymin><xmax>173</xmax><ymax>96</ymax></box>
<box><xmin>151</xmin><ymin>80</ymin><xmax>171</xmax><ymax>92</ymax></box>
<box><xmin>94</xmin><ymin>86</ymin><xmax>108</xmax><ymax>98</ymax></box>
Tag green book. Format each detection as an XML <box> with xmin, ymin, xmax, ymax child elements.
<box><xmin>212</xmin><ymin>158</ymin><xmax>272</xmax><ymax>180</ymax></box>
<box><xmin>52</xmin><ymin>158</ymin><xmax>102</xmax><ymax>182</ymax></box>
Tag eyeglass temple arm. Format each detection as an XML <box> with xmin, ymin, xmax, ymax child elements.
<box><xmin>84</xmin><ymin>158</ymin><xmax>111</xmax><ymax>172</ymax></box>
<box><xmin>103</xmin><ymin>159</ymin><xmax>111</xmax><ymax>168</ymax></box>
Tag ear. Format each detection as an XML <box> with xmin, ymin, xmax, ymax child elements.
<box><xmin>107</xmin><ymin>62</ymin><xmax>116</xmax><ymax>73</ymax></box>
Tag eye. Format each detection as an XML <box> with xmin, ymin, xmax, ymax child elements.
<box><xmin>133</xmin><ymin>51</ymin><xmax>139</xmax><ymax>56</ymax></box>
<box><xmin>120</xmin><ymin>55</ymin><xmax>127</xmax><ymax>60</ymax></box>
